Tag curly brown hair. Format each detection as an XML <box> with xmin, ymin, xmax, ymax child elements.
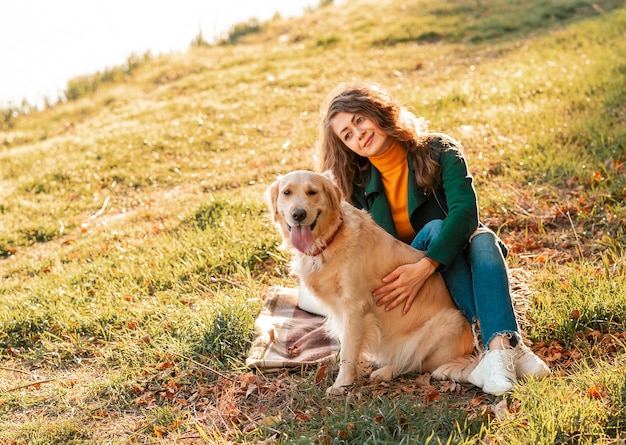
<box><xmin>316</xmin><ymin>82</ymin><xmax>441</xmax><ymax>201</ymax></box>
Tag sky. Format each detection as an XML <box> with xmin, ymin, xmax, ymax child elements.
<box><xmin>0</xmin><ymin>0</ymin><xmax>319</xmax><ymax>108</ymax></box>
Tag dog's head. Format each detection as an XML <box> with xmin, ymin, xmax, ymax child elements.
<box><xmin>265</xmin><ymin>170</ymin><xmax>342</xmax><ymax>254</ymax></box>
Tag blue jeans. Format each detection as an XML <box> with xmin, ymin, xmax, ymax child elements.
<box><xmin>411</xmin><ymin>220</ymin><xmax>519</xmax><ymax>348</ymax></box>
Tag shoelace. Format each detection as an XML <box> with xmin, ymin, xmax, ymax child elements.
<box><xmin>491</xmin><ymin>349</ymin><xmax>517</xmax><ymax>374</ymax></box>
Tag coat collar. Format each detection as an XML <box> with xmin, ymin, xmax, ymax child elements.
<box><xmin>360</xmin><ymin>158</ymin><xmax>430</xmax><ymax>238</ymax></box>
<box><xmin>364</xmin><ymin>159</ymin><xmax>427</xmax><ymax>207</ymax></box>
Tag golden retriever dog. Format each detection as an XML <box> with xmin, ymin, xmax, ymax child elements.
<box><xmin>266</xmin><ymin>170</ymin><xmax>478</xmax><ymax>394</ymax></box>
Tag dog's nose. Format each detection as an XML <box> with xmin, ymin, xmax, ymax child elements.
<box><xmin>292</xmin><ymin>208</ymin><xmax>307</xmax><ymax>223</ymax></box>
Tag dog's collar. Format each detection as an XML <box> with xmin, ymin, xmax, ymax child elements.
<box><xmin>304</xmin><ymin>219</ymin><xmax>344</xmax><ymax>257</ymax></box>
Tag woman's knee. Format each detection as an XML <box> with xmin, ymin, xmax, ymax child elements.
<box><xmin>468</xmin><ymin>232</ymin><xmax>505</xmax><ymax>262</ymax></box>
<box><xmin>470</xmin><ymin>229</ymin><xmax>509</xmax><ymax>258</ymax></box>
<box><xmin>411</xmin><ymin>219</ymin><xmax>444</xmax><ymax>250</ymax></box>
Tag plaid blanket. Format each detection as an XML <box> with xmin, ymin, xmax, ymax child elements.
<box><xmin>246</xmin><ymin>287</ymin><xmax>339</xmax><ymax>370</ymax></box>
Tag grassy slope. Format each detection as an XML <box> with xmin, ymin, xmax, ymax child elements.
<box><xmin>1</xmin><ymin>0</ymin><xmax>625</xmax><ymax>443</ymax></box>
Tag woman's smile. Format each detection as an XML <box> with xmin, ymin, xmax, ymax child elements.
<box><xmin>363</xmin><ymin>132</ymin><xmax>374</xmax><ymax>148</ymax></box>
<box><xmin>331</xmin><ymin>111</ymin><xmax>392</xmax><ymax>157</ymax></box>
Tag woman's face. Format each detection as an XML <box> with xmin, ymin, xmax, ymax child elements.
<box><xmin>330</xmin><ymin>111</ymin><xmax>393</xmax><ymax>158</ymax></box>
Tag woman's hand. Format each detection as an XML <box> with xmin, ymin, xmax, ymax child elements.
<box><xmin>373</xmin><ymin>258</ymin><xmax>439</xmax><ymax>315</ymax></box>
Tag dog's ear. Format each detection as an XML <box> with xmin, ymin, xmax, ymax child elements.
<box><xmin>264</xmin><ymin>177</ymin><xmax>281</xmax><ymax>222</ymax></box>
<box><xmin>320</xmin><ymin>172</ymin><xmax>342</xmax><ymax>211</ymax></box>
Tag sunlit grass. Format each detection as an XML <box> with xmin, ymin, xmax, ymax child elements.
<box><xmin>531</xmin><ymin>262</ymin><xmax>626</xmax><ymax>345</ymax></box>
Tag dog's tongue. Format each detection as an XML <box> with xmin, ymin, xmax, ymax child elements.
<box><xmin>290</xmin><ymin>225</ymin><xmax>314</xmax><ymax>253</ymax></box>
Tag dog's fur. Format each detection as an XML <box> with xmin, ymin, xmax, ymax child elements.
<box><xmin>266</xmin><ymin>170</ymin><xmax>478</xmax><ymax>394</ymax></box>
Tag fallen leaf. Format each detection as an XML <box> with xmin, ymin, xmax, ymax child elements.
<box><xmin>295</xmin><ymin>411</ymin><xmax>312</xmax><ymax>421</ymax></box>
<box><xmin>415</xmin><ymin>373</ymin><xmax>431</xmax><ymax>387</ymax></box>
<box><xmin>315</xmin><ymin>363</ymin><xmax>327</xmax><ymax>384</ymax></box>
<box><xmin>468</xmin><ymin>396</ymin><xmax>487</xmax><ymax>409</ymax></box>
<box><xmin>153</xmin><ymin>425</ymin><xmax>166</xmax><ymax>437</ymax></box>
<box><xmin>439</xmin><ymin>380</ymin><xmax>458</xmax><ymax>393</ymax></box>
<box><xmin>494</xmin><ymin>399</ymin><xmax>509</xmax><ymax>420</ymax></box>
<box><xmin>156</xmin><ymin>361</ymin><xmax>174</xmax><ymax>370</ymax></box>
<box><xmin>169</xmin><ymin>419</ymin><xmax>183</xmax><ymax>429</ymax></box>
<box><xmin>245</xmin><ymin>383</ymin><xmax>258</xmax><ymax>398</ymax></box>
<box><xmin>587</xmin><ymin>384</ymin><xmax>603</xmax><ymax>399</ymax></box>
<box><xmin>424</xmin><ymin>389</ymin><xmax>440</xmax><ymax>404</ymax></box>
<box><xmin>263</xmin><ymin>414</ymin><xmax>282</xmax><ymax>427</ymax></box>
<box><xmin>586</xmin><ymin>330</ymin><xmax>602</xmax><ymax>340</ymax></box>
<box><xmin>241</xmin><ymin>372</ymin><xmax>257</xmax><ymax>385</ymax></box>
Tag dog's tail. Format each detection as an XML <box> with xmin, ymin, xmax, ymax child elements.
<box><xmin>431</xmin><ymin>354</ymin><xmax>480</xmax><ymax>383</ymax></box>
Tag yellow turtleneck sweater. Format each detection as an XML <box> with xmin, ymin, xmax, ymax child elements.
<box><xmin>369</xmin><ymin>140</ymin><xmax>416</xmax><ymax>244</ymax></box>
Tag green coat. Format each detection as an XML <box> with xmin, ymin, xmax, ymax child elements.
<box><xmin>351</xmin><ymin>133</ymin><xmax>479</xmax><ymax>268</ymax></box>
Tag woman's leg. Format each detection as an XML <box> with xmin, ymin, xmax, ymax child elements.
<box><xmin>467</xmin><ymin>232</ymin><xmax>551</xmax><ymax>381</ymax></box>
<box><xmin>466</xmin><ymin>231</ymin><xmax>519</xmax><ymax>348</ymax></box>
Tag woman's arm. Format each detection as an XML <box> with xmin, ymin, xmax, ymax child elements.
<box><xmin>424</xmin><ymin>137</ymin><xmax>479</xmax><ymax>268</ymax></box>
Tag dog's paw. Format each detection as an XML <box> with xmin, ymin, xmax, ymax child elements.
<box><xmin>370</xmin><ymin>366</ymin><xmax>394</xmax><ymax>382</ymax></box>
<box><xmin>326</xmin><ymin>384</ymin><xmax>347</xmax><ymax>396</ymax></box>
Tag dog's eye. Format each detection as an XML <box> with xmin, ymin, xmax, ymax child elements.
<box><xmin>306</xmin><ymin>190</ymin><xmax>318</xmax><ymax>196</ymax></box>
<box><xmin>282</xmin><ymin>190</ymin><xmax>291</xmax><ymax>196</ymax></box>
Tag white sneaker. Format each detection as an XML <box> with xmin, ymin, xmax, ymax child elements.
<box><xmin>515</xmin><ymin>342</ymin><xmax>551</xmax><ymax>380</ymax></box>
<box><xmin>468</xmin><ymin>348</ymin><xmax>517</xmax><ymax>395</ymax></box>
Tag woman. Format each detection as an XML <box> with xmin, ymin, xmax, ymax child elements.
<box><xmin>315</xmin><ymin>82</ymin><xmax>550</xmax><ymax>395</ymax></box>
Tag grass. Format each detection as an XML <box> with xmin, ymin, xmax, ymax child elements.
<box><xmin>1</xmin><ymin>0</ymin><xmax>625</xmax><ymax>442</ymax></box>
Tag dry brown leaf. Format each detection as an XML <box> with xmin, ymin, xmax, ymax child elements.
<box><xmin>245</xmin><ymin>383</ymin><xmax>258</xmax><ymax>398</ymax></box>
<box><xmin>423</xmin><ymin>388</ymin><xmax>441</xmax><ymax>404</ymax></box>
<box><xmin>414</xmin><ymin>373</ymin><xmax>431</xmax><ymax>387</ymax></box>
<box><xmin>439</xmin><ymin>380</ymin><xmax>458</xmax><ymax>393</ymax></box>
<box><xmin>156</xmin><ymin>361</ymin><xmax>174</xmax><ymax>370</ymax></box>
<box><xmin>153</xmin><ymin>425</ymin><xmax>166</xmax><ymax>437</ymax></box>
<box><xmin>295</xmin><ymin>411</ymin><xmax>312</xmax><ymax>421</ymax></box>
<box><xmin>494</xmin><ymin>399</ymin><xmax>509</xmax><ymax>420</ymax></box>
<box><xmin>315</xmin><ymin>363</ymin><xmax>327</xmax><ymax>385</ymax></box>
